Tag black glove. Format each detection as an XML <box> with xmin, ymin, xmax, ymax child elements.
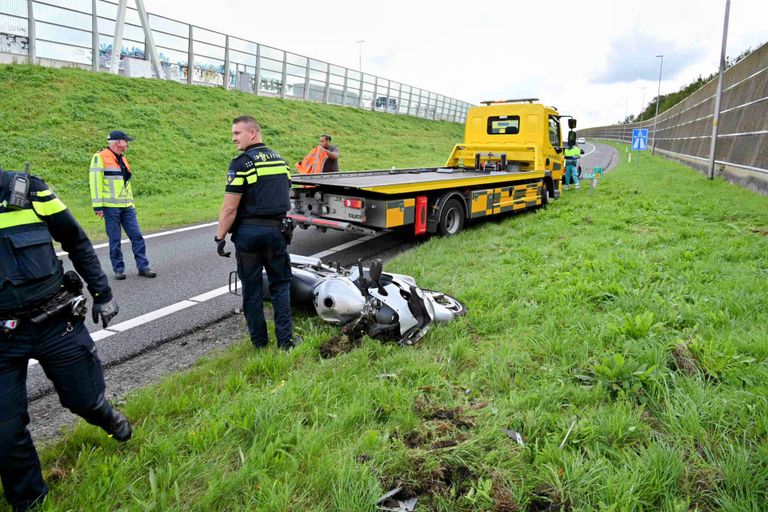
<box><xmin>215</xmin><ymin>236</ymin><xmax>231</xmax><ymax>258</ymax></box>
<box><xmin>92</xmin><ymin>298</ymin><xmax>119</xmax><ymax>328</ymax></box>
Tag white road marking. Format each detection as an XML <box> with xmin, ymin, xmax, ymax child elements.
<box><xmin>581</xmin><ymin>142</ymin><xmax>596</xmax><ymax>157</ymax></box>
<box><xmin>56</xmin><ymin>221</ymin><xmax>218</xmax><ymax>257</ymax></box>
<box><xmin>30</xmin><ymin>231</ymin><xmax>385</xmax><ymax>368</ymax></box>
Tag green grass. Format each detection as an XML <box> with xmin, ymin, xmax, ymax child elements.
<box><xmin>0</xmin><ymin>64</ymin><xmax>462</xmax><ymax>239</ymax></box>
<box><xmin>5</xmin><ymin>141</ymin><xmax>763</xmax><ymax>511</ymax></box>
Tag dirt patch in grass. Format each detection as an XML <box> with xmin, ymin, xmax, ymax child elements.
<box><xmin>671</xmin><ymin>342</ymin><xmax>702</xmax><ymax>376</ymax></box>
<box><xmin>529</xmin><ymin>483</ymin><xmax>572</xmax><ymax>511</ymax></box>
<box><xmin>319</xmin><ymin>334</ymin><xmax>362</xmax><ymax>358</ymax></box>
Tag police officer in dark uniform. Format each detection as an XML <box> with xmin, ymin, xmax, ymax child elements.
<box><xmin>0</xmin><ymin>166</ymin><xmax>130</xmax><ymax>511</ymax></box>
<box><xmin>215</xmin><ymin>115</ymin><xmax>298</xmax><ymax>351</ymax></box>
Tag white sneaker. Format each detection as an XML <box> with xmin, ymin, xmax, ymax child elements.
<box><xmin>575</xmin><ymin>184</ymin><xmax>580</xmax><ymax>189</ymax></box>
<box><xmin>564</xmin><ymin>185</ymin><xmax>569</xmax><ymax>190</ymax></box>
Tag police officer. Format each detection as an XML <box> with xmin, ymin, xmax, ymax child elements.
<box><xmin>215</xmin><ymin>116</ymin><xmax>298</xmax><ymax>351</ymax></box>
<box><xmin>0</xmin><ymin>167</ymin><xmax>130</xmax><ymax>511</ymax></box>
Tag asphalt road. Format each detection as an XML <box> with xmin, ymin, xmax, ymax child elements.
<box><xmin>26</xmin><ymin>141</ymin><xmax>618</xmax><ymax>398</ymax></box>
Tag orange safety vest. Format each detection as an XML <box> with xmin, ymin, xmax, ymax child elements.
<box><xmin>89</xmin><ymin>148</ymin><xmax>134</xmax><ymax>209</ymax></box>
<box><xmin>295</xmin><ymin>146</ymin><xmax>328</xmax><ymax>175</ymax></box>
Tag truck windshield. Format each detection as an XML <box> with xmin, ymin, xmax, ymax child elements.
<box><xmin>487</xmin><ymin>116</ymin><xmax>520</xmax><ymax>135</ymax></box>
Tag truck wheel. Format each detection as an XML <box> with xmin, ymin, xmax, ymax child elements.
<box><xmin>539</xmin><ymin>183</ymin><xmax>549</xmax><ymax>208</ymax></box>
<box><xmin>438</xmin><ymin>199</ymin><xmax>464</xmax><ymax>236</ymax></box>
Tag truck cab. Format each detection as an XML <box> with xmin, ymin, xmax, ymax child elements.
<box><xmin>445</xmin><ymin>99</ymin><xmax>567</xmax><ymax>187</ymax></box>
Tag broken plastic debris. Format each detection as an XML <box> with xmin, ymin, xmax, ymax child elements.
<box><xmin>501</xmin><ymin>429</ymin><xmax>525</xmax><ymax>446</ymax></box>
<box><xmin>376</xmin><ymin>487</ymin><xmax>418</xmax><ymax>511</ymax></box>
<box><xmin>559</xmin><ymin>417</ymin><xmax>578</xmax><ymax>449</ymax></box>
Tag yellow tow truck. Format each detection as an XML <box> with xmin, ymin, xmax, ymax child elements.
<box><xmin>289</xmin><ymin>98</ymin><xmax>578</xmax><ymax>236</ymax></box>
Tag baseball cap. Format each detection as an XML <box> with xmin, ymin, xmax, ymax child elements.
<box><xmin>108</xmin><ymin>130</ymin><xmax>134</xmax><ymax>142</ymax></box>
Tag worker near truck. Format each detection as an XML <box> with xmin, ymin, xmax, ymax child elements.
<box><xmin>318</xmin><ymin>135</ymin><xmax>340</xmax><ymax>173</ymax></box>
<box><xmin>0</xmin><ymin>168</ymin><xmax>130</xmax><ymax>512</ymax></box>
<box><xmin>215</xmin><ymin>115</ymin><xmax>299</xmax><ymax>351</ymax></box>
<box><xmin>89</xmin><ymin>130</ymin><xmax>156</xmax><ymax>280</ymax></box>
<box><xmin>563</xmin><ymin>142</ymin><xmax>583</xmax><ymax>190</ymax></box>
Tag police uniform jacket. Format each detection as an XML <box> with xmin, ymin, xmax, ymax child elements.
<box><xmin>226</xmin><ymin>143</ymin><xmax>291</xmax><ymax>224</ymax></box>
<box><xmin>0</xmin><ymin>171</ymin><xmax>112</xmax><ymax>314</ymax></box>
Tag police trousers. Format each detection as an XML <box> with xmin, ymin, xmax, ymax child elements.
<box><xmin>232</xmin><ymin>224</ymin><xmax>293</xmax><ymax>348</ymax></box>
<box><xmin>0</xmin><ymin>315</ymin><xmax>114</xmax><ymax>512</ymax></box>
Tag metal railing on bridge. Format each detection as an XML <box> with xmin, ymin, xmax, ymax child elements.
<box><xmin>0</xmin><ymin>0</ymin><xmax>472</xmax><ymax>123</ymax></box>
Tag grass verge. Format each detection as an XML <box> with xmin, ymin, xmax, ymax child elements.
<box><xmin>10</xmin><ymin>142</ymin><xmax>767</xmax><ymax>511</ymax></box>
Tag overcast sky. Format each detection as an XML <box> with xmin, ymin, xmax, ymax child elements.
<box><xmin>143</xmin><ymin>0</ymin><xmax>766</xmax><ymax>128</ymax></box>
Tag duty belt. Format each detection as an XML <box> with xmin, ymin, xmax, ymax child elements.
<box><xmin>1</xmin><ymin>289</ymin><xmax>87</xmax><ymax>329</ymax></box>
<box><xmin>239</xmin><ymin>217</ymin><xmax>284</xmax><ymax>227</ymax></box>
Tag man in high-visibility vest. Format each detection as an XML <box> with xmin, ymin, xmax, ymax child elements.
<box><xmin>563</xmin><ymin>142</ymin><xmax>583</xmax><ymax>190</ymax></box>
<box><xmin>89</xmin><ymin>130</ymin><xmax>156</xmax><ymax>280</ymax></box>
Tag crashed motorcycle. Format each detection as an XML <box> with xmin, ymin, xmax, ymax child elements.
<box><xmin>229</xmin><ymin>255</ymin><xmax>465</xmax><ymax>345</ymax></box>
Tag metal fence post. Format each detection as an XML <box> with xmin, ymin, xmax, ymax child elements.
<box><xmin>303</xmin><ymin>60</ymin><xmax>310</xmax><ymax>100</ymax></box>
<box><xmin>397</xmin><ymin>84</ymin><xmax>403</xmax><ymax>115</ymax></box>
<box><xmin>708</xmin><ymin>0</ymin><xmax>730</xmax><ymax>180</ymax></box>
<box><xmin>323</xmin><ymin>63</ymin><xmax>330</xmax><ymax>104</ymax></box>
<box><xmin>341</xmin><ymin>68</ymin><xmax>348</xmax><ymax>106</ymax></box>
<box><xmin>371</xmin><ymin>76</ymin><xmax>377</xmax><ymax>111</ymax></box>
<box><xmin>385</xmin><ymin>80</ymin><xmax>391</xmax><ymax>113</ymax></box>
<box><xmin>223</xmin><ymin>35</ymin><xmax>230</xmax><ymax>89</ymax></box>
<box><xmin>280</xmin><ymin>51</ymin><xmax>287</xmax><ymax>98</ymax></box>
<box><xmin>254</xmin><ymin>44</ymin><xmax>261</xmax><ymax>95</ymax></box>
<box><xmin>407</xmin><ymin>88</ymin><xmax>413</xmax><ymax>116</ymax></box>
<box><xmin>186</xmin><ymin>25</ymin><xmax>194</xmax><ymax>85</ymax></box>
<box><xmin>109</xmin><ymin>0</ymin><xmax>126</xmax><ymax>75</ymax></box>
<box><xmin>26</xmin><ymin>0</ymin><xmax>35</xmax><ymax>62</ymax></box>
<box><xmin>358</xmin><ymin>74</ymin><xmax>364</xmax><ymax>109</ymax></box>
<box><xmin>91</xmin><ymin>0</ymin><xmax>98</xmax><ymax>71</ymax></box>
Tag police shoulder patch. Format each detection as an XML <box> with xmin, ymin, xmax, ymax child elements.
<box><xmin>226</xmin><ymin>169</ymin><xmax>236</xmax><ymax>185</ymax></box>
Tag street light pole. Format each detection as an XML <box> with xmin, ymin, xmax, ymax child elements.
<box><xmin>640</xmin><ymin>87</ymin><xmax>646</xmax><ymax>122</ymax></box>
<box><xmin>651</xmin><ymin>54</ymin><xmax>663</xmax><ymax>155</ymax></box>
<box><xmin>355</xmin><ymin>40</ymin><xmax>365</xmax><ymax>74</ymax></box>
<box><xmin>708</xmin><ymin>0</ymin><xmax>731</xmax><ymax>180</ymax></box>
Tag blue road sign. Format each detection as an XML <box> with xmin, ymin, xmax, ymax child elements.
<box><xmin>632</xmin><ymin>128</ymin><xmax>649</xmax><ymax>150</ymax></box>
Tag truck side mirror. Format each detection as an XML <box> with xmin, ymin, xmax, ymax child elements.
<box><xmin>567</xmin><ymin>131</ymin><xmax>576</xmax><ymax>147</ymax></box>
<box><xmin>568</xmin><ymin>119</ymin><xmax>577</xmax><ymax>129</ymax></box>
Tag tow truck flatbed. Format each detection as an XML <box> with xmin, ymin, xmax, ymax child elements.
<box><xmin>290</xmin><ymin>167</ymin><xmax>546</xmax><ymax>196</ymax></box>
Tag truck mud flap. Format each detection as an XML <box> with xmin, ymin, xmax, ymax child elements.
<box><xmin>288</xmin><ymin>214</ymin><xmax>379</xmax><ymax>236</ymax></box>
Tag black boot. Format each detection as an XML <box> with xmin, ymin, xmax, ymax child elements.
<box><xmin>106</xmin><ymin>410</ymin><xmax>132</xmax><ymax>442</ymax></box>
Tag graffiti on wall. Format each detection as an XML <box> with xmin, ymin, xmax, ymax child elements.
<box><xmin>0</xmin><ymin>33</ymin><xmax>29</xmax><ymax>54</ymax></box>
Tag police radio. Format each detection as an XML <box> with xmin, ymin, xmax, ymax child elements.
<box><xmin>7</xmin><ymin>162</ymin><xmax>32</xmax><ymax>209</ymax></box>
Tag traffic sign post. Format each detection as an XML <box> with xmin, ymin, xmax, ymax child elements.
<box><xmin>632</xmin><ymin>128</ymin><xmax>648</xmax><ymax>168</ymax></box>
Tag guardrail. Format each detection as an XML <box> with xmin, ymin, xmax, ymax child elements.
<box><xmin>580</xmin><ymin>40</ymin><xmax>768</xmax><ymax>193</ymax></box>
<box><xmin>0</xmin><ymin>0</ymin><xmax>472</xmax><ymax>123</ymax></box>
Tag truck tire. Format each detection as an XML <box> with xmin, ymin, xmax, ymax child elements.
<box><xmin>437</xmin><ymin>199</ymin><xmax>464</xmax><ymax>236</ymax></box>
<box><xmin>539</xmin><ymin>183</ymin><xmax>549</xmax><ymax>208</ymax></box>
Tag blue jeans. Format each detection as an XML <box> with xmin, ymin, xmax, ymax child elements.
<box><xmin>0</xmin><ymin>316</ymin><xmax>116</xmax><ymax>511</ymax></box>
<box><xmin>232</xmin><ymin>225</ymin><xmax>293</xmax><ymax>348</ymax></box>
<box><xmin>102</xmin><ymin>207</ymin><xmax>149</xmax><ymax>273</ymax></box>
<box><xmin>565</xmin><ymin>163</ymin><xmax>580</xmax><ymax>187</ymax></box>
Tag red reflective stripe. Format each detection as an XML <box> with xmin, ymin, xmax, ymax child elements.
<box><xmin>415</xmin><ymin>195</ymin><xmax>428</xmax><ymax>236</ymax></box>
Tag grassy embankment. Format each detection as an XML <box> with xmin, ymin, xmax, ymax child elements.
<box><xmin>3</xmin><ymin>135</ymin><xmax>764</xmax><ymax>510</ymax></box>
<box><xmin>0</xmin><ymin>64</ymin><xmax>462</xmax><ymax>239</ymax></box>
